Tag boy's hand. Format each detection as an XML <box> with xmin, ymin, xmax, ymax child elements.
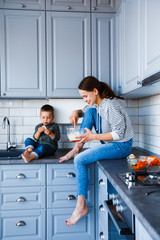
<box><xmin>38</xmin><ymin>126</ymin><xmax>45</xmax><ymax>133</ymax></box>
<box><xmin>44</xmin><ymin>128</ymin><xmax>52</xmax><ymax>136</ymax></box>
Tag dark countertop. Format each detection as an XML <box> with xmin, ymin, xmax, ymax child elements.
<box><xmin>0</xmin><ymin>147</ymin><xmax>160</xmax><ymax>239</ymax></box>
<box><xmin>0</xmin><ymin>149</ymin><xmax>74</xmax><ymax>165</ymax></box>
<box><xmin>98</xmin><ymin>148</ymin><xmax>160</xmax><ymax>240</ymax></box>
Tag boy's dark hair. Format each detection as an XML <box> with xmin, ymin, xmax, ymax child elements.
<box><xmin>41</xmin><ymin>104</ymin><xmax>54</xmax><ymax>115</ymax></box>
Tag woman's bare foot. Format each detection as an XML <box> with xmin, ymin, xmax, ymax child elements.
<box><xmin>59</xmin><ymin>142</ymin><xmax>83</xmax><ymax>163</ymax></box>
<box><xmin>22</xmin><ymin>153</ymin><xmax>36</xmax><ymax>163</ymax></box>
<box><xmin>66</xmin><ymin>196</ymin><xmax>88</xmax><ymax>226</ymax></box>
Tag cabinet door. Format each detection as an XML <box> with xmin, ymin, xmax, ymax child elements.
<box><xmin>120</xmin><ymin>0</ymin><xmax>142</xmax><ymax>94</ymax></box>
<box><xmin>46</xmin><ymin>0</ymin><xmax>90</xmax><ymax>11</ymax></box>
<box><xmin>0</xmin><ymin>210</ymin><xmax>45</xmax><ymax>240</ymax></box>
<box><xmin>142</xmin><ymin>0</ymin><xmax>160</xmax><ymax>78</ymax></box>
<box><xmin>1</xmin><ymin>0</ymin><xmax>45</xmax><ymax>10</ymax></box>
<box><xmin>47</xmin><ymin>207</ymin><xmax>95</xmax><ymax>240</ymax></box>
<box><xmin>92</xmin><ymin>13</ymin><xmax>115</xmax><ymax>89</ymax></box>
<box><xmin>46</xmin><ymin>12</ymin><xmax>91</xmax><ymax>98</ymax></box>
<box><xmin>0</xmin><ymin>164</ymin><xmax>45</xmax><ymax>187</ymax></box>
<box><xmin>91</xmin><ymin>0</ymin><xmax>116</xmax><ymax>12</ymax></box>
<box><xmin>0</xmin><ymin>10</ymin><xmax>46</xmax><ymax>98</ymax></box>
<box><xmin>135</xmin><ymin>217</ymin><xmax>153</xmax><ymax>240</ymax></box>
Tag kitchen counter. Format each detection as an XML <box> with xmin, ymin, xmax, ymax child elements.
<box><xmin>0</xmin><ymin>149</ymin><xmax>74</xmax><ymax>165</ymax></box>
<box><xmin>0</xmin><ymin>147</ymin><xmax>160</xmax><ymax>239</ymax></box>
<box><xmin>98</xmin><ymin>147</ymin><xmax>160</xmax><ymax>240</ymax></box>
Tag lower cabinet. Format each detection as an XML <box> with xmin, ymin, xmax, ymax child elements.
<box><xmin>0</xmin><ymin>163</ymin><xmax>95</xmax><ymax>240</ymax></box>
<box><xmin>135</xmin><ymin>217</ymin><xmax>153</xmax><ymax>240</ymax></box>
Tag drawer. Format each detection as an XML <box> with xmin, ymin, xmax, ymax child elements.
<box><xmin>47</xmin><ymin>207</ymin><xmax>95</xmax><ymax>240</ymax></box>
<box><xmin>0</xmin><ymin>164</ymin><xmax>45</xmax><ymax>187</ymax></box>
<box><xmin>47</xmin><ymin>185</ymin><xmax>94</xmax><ymax>208</ymax></box>
<box><xmin>98</xmin><ymin>217</ymin><xmax>108</xmax><ymax>240</ymax></box>
<box><xmin>47</xmin><ymin>163</ymin><xmax>94</xmax><ymax>185</ymax></box>
<box><xmin>0</xmin><ymin>186</ymin><xmax>45</xmax><ymax>210</ymax></box>
<box><xmin>0</xmin><ymin>209</ymin><xmax>45</xmax><ymax>240</ymax></box>
<box><xmin>1</xmin><ymin>0</ymin><xmax>45</xmax><ymax>10</ymax></box>
<box><xmin>98</xmin><ymin>167</ymin><xmax>108</xmax><ymax>199</ymax></box>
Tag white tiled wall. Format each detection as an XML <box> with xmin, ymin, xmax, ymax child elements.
<box><xmin>0</xmin><ymin>95</ymin><xmax>159</xmax><ymax>154</ymax></box>
<box><xmin>139</xmin><ymin>94</ymin><xmax>160</xmax><ymax>155</ymax></box>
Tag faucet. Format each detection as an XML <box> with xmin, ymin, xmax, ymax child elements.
<box><xmin>2</xmin><ymin>117</ymin><xmax>16</xmax><ymax>151</ymax></box>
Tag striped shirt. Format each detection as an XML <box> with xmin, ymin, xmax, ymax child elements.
<box><xmin>82</xmin><ymin>98</ymin><xmax>134</xmax><ymax>143</ymax></box>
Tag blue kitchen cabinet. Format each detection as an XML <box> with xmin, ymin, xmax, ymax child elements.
<box><xmin>135</xmin><ymin>217</ymin><xmax>153</xmax><ymax>240</ymax></box>
<box><xmin>92</xmin><ymin>13</ymin><xmax>115</xmax><ymax>88</ymax></box>
<box><xmin>0</xmin><ymin>163</ymin><xmax>95</xmax><ymax>239</ymax></box>
<box><xmin>46</xmin><ymin>0</ymin><xmax>90</xmax><ymax>12</ymax></box>
<box><xmin>47</xmin><ymin>163</ymin><xmax>95</xmax><ymax>240</ymax></box>
<box><xmin>46</xmin><ymin>11</ymin><xmax>91</xmax><ymax>98</ymax></box>
<box><xmin>91</xmin><ymin>0</ymin><xmax>118</xmax><ymax>12</ymax></box>
<box><xmin>0</xmin><ymin>9</ymin><xmax>46</xmax><ymax>98</ymax></box>
<box><xmin>0</xmin><ymin>164</ymin><xmax>46</xmax><ymax>240</ymax></box>
<box><xmin>0</xmin><ymin>0</ymin><xmax>45</xmax><ymax>10</ymax></box>
<box><xmin>95</xmin><ymin>165</ymin><xmax>108</xmax><ymax>240</ymax></box>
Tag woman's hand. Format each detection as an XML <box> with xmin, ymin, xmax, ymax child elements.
<box><xmin>69</xmin><ymin>110</ymin><xmax>79</xmax><ymax>128</ymax></box>
<box><xmin>79</xmin><ymin>128</ymin><xmax>94</xmax><ymax>143</ymax></box>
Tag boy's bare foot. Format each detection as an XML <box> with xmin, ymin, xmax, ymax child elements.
<box><xmin>65</xmin><ymin>203</ymin><xmax>88</xmax><ymax>226</ymax></box>
<box><xmin>24</xmin><ymin>149</ymin><xmax>32</xmax><ymax>156</ymax></box>
<box><xmin>22</xmin><ymin>153</ymin><xmax>36</xmax><ymax>163</ymax></box>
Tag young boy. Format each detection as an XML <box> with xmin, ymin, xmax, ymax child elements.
<box><xmin>22</xmin><ymin>104</ymin><xmax>60</xmax><ymax>163</ymax></box>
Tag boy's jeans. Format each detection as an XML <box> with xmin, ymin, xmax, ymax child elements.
<box><xmin>25</xmin><ymin>138</ymin><xmax>56</xmax><ymax>159</ymax></box>
<box><xmin>75</xmin><ymin>108</ymin><xmax>133</xmax><ymax>198</ymax></box>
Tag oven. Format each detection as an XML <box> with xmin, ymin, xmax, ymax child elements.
<box><xmin>104</xmin><ymin>181</ymin><xmax>135</xmax><ymax>240</ymax></box>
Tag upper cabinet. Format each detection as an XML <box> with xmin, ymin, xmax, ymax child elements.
<box><xmin>0</xmin><ymin>10</ymin><xmax>46</xmax><ymax>98</ymax></box>
<box><xmin>92</xmin><ymin>13</ymin><xmax>115</xmax><ymax>87</ymax></box>
<box><xmin>46</xmin><ymin>12</ymin><xmax>91</xmax><ymax>98</ymax></box>
<box><xmin>0</xmin><ymin>0</ymin><xmax>45</xmax><ymax>10</ymax></box>
<box><xmin>142</xmin><ymin>0</ymin><xmax>160</xmax><ymax>79</ymax></box>
<box><xmin>117</xmin><ymin>0</ymin><xmax>142</xmax><ymax>94</ymax></box>
<box><xmin>91</xmin><ymin>0</ymin><xmax>118</xmax><ymax>12</ymax></box>
<box><xmin>46</xmin><ymin>0</ymin><xmax>90</xmax><ymax>12</ymax></box>
<box><xmin>116</xmin><ymin>0</ymin><xmax>160</xmax><ymax>96</ymax></box>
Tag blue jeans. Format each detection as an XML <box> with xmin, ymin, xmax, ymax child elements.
<box><xmin>74</xmin><ymin>108</ymin><xmax>133</xmax><ymax>198</ymax></box>
<box><xmin>24</xmin><ymin>138</ymin><xmax>56</xmax><ymax>159</ymax></box>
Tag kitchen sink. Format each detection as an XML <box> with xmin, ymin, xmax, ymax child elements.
<box><xmin>0</xmin><ymin>149</ymin><xmax>24</xmax><ymax>160</ymax></box>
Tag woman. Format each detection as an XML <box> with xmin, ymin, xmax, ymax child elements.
<box><xmin>59</xmin><ymin>76</ymin><xmax>134</xmax><ymax>226</ymax></box>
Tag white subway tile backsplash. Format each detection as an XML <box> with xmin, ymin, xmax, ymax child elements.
<box><xmin>23</xmin><ymin>116</ymin><xmax>40</xmax><ymax>126</ymax></box>
<box><xmin>23</xmin><ymin>100</ymin><xmax>49</xmax><ymax>107</ymax></box>
<box><xmin>0</xmin><ymin>108</ymin><xmax>9</xmax><ymax>116</ymax></box>
<box><xmin>139</xmin><ymin>105</ymin><xmax>160</xmax><ymax>116</ymax></box>
<box><xmin>0</xmin><ymin>95</ymin><xmax>159</xmax><ymax>155</ymax></box>
<box><xmin>10</xmin><ymin>108</ymin><xmax>37</xmax><ymax>117</ymax></box>
<box><xmin>127</xmin><ymin>99</ymin><xmax>139</xmax><ymax>107</ymax></box>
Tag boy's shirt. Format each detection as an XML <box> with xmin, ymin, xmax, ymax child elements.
<box><xmin>33</xmin><ymin>123</ymin><xmax>60</xmax><ymax>150</ymax></box>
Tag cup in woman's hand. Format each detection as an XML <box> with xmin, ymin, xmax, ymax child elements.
<box><xmin>67</xmin><ymin>127</ymin><xmax>86</xmax><ymax>142</ymax></box>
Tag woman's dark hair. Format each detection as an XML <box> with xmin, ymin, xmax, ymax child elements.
<box><xmin>41</xmin><ymin>104</ymin><xmax>54</xmax><ymax>115</ymax></box>
<box><xmin>78</xmin><ymin>76</ymin><xmax>123</xmax><ymax>100</ymax></box>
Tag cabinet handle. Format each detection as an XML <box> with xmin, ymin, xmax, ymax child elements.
<box><xmin>93</xmin><ymin>7</ymin><xmax>97</xmax><ymax>10</ymax></box>
<box><xmin>16</xmin><ymin>220</ymin><xmax>26</xmax><ymax>226</ymax></box>
<box><xmin>99</xmin><ymin>232</ymin><xmax>105</xmax><ymax>239</ymax></box>
<box><xmin>66</xmin><ymin>5</ymin><xmax>71</xmax><ymax>10</ymax></box>
<box><xmin>99</xmin><ymin>179</ymin><xmax>105</xmax><ymax>185</ymax></box>
<box><xmin>16</xmin><ymin>173</ymin><xmax>26</xmax><ymax>179</ymax></box>
<box><xmin>67</xmin><ymin>195</ymin><xmax>76</xmax><ymax>200</ymax></box>
<box><xmin>99</xmin><ymin>204</ymin><xmax>105</xmax><ymax>211</ymax></box>
<box><xmin>16</xmin><ymin>197</ymin><xmax>26</xmax><ymax>202</ymax></box>
<box><xmin>67</xmin><ymin>172</ymin><xmax>76</xmax><ymax>178</ymax></box>
<box><xmin>2</xmin><ymin>93</ymin><xmax>6</xmax><ymax>96</ymax></box>
<box><xmin>20</xmin><ymin>4</ymin><xmax>26</xmax><ymax>8</ymax></box>
<box><xmin>137</xmin><ymin>81</ymin><xmax>142</xmax><ymax>85</ymax></box>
